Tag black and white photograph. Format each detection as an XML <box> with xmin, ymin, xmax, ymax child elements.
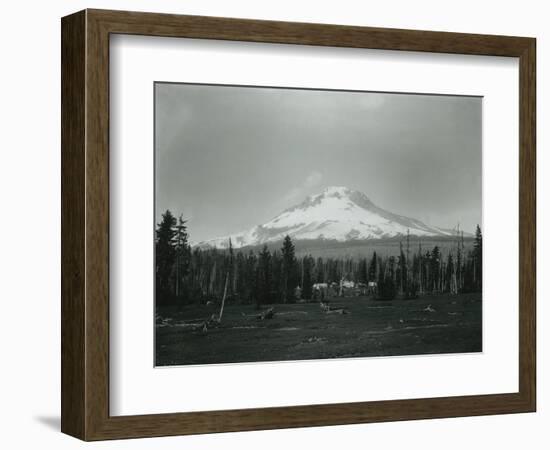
<box><xmin>1</xmin><ymin>0</ymin><xmax>542</xmax><ymax>446</ymax></box>
<box><xmin>154</xmin><ymin>82</ymin><xmax>483</xmax><ymax>367</ymax></box>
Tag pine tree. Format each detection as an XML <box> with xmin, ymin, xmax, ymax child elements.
<box><xmin>473</xmin><ymin>225</ymin><xmax>482</xmax><ymax>292</ymax></box>
<box><xmin>281</xmin><ymin>235</ymin><xmax>297</xmax><ymax>303</ymax></box>
<box><xmin>244</xmin><ymin>250</ymin><xmax>257</xmax><ymax>305</ymax></box>
<box><xmin>271</xmin><ymin>250</ymin><xmax>283</xmax><ymax>301</ymax></box>
<box><xmin>358</xmin><ymin>258</ymin><xmax>368</xmax><ymax>284</ymax></box>
<box><xmin>378</xmin><ymin>256</ymin><xmax>396</xmax><ymax>300</ymax></box>
<box><xmin>174</xmin><ymin>215</ymin><xmax>191</xmax><ymax>300</ymax></box>
<box><xmin>368</xmin><ymin>251</ymin><xmax>378</xmax><ymax>282</ymax></box>
<box><xmin>302</xmin><ymin>255</ymin><xmax>314</xmax><ymax>300</ymax></box>
<box><xmin>315</xmin><ymin>257</ymin><xmax>325</xmax><ymax>283</ymax></box>
<box><xmin>234</xmin><ymin>252</ymin><xmax>246</xmax><ymax>301</ymax></box>
<box><xmin>257</xmin><ymin>245</ymin><xmax>272</xmax><ymax>309</ymax></box>
<box><xmin>155</xmin><ymin>210</ymin><xmax>177</xmax><ymax>303</ymax></box>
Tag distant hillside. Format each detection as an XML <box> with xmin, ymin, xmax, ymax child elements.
<box><xmin>224</xmin><ymin>235</ymin><xmax>474</xmax><ymax>260</ymax></box>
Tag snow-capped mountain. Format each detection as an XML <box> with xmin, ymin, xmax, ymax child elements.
<box><xmin>197</xmin><ymin>186</ymin><xmax>456</xmax><ymax>249</ymax></box>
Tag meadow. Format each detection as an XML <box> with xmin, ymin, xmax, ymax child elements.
<box><xmin>155</xmin><ymin>293</ymin><xmax>482</xmax><ymax>366</ymax></box>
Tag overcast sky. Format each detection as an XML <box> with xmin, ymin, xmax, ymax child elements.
<box><xmin>155</xmin><ymin>83</ymin><xmax>481</xmax><ymax>242</ymax></box>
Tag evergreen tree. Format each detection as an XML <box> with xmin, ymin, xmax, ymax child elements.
<box><xmin>473</xmin><ymin>225</ymin><xmax>482</xmax><ymax>292</ymax></box>
<box><xmin>378</xmin><ymin>256</ymin><xmax>396</xmax><ymax>300</ymax></box>
<box><xmin>281</xmin><ymin>235</ymin><xmax>297</xmax><ymax>303</ymax></box>
<box><xmin>358</xmin><ymin>258</ymin><xmax>368</xmax><ymax>284</ymax></box>
<box><xmin>327</xmin><ymin>258</ymin><xmax>339</xmax><ymax>284</ymax></box>
<box><xmin>368</xmin><ymin>251</ymin><xmax>378</xmax><ymax>282</ymax></box>
<box><xmin>412</xmin><ymin>253</ymin><xmax>421</xmax><ymax>293</ymax></box>
<box><xmin>271</xmin><ymin>250</ymin><xmax>283</xmax><ymax>301</ymax></box>
<box><xmin>155</xmin><ymin>210</ymin><xmax>177</xmax><ymax>303</ymax></box>
<box><xmin>302</xmin><ymin>255</ymin><xmax>314</xmax><ymax>300</ymax></box>
<box><xmin>234</xmin><ymin>252</ymin><xmax>247</xmax><ymax>301</ymax></box>
<box><xmin>244</xmin><ymin>250</ymin><xmax>257</xmax><ymax>305</ymax></box>
<box><xmin>315</xmin><ymin>257</ymin><xmax>325</xmax><ymax>283</ymax></box>
<box><xmin>174</xmin><ymin>215</ymin><xmax>191</xmax><ymax>300</ymax></box>
<box><xmin>257</xmin><ymin>245</ymin><xmax>272</xmax><ymax>309</ymax></box>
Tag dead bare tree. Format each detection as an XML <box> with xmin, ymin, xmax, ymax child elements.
<box><xmin>218</xmin><ymin>272</ymin><xmax>229</xmax><ymax>323</ymax></box>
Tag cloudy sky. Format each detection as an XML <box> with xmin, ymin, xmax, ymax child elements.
<box><xmin>155</xmin><ymin>82</ymin><xmax>481</xmax><ymax>242</ymax></box>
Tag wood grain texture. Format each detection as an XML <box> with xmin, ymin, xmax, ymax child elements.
<box><xmin>60</xmin><ymin>9</ymin><xmax>537</xmax><ymax>441</ymax></box>
<box><xmin>89</xmin><ymin>8</ymin><xmax>532</xmax><ymax>56</ymax></box>
<box><xmin>518</xmin><ymin>39</ymin><xmax>536</xmax><ymax>409</ymax></box>
<box><xmin>61</xmin><ymin>10</ymin><xmax>86</xmax><ymax>439</ymax></box>
<box><xmin>85</xmin><ymin>10</ymin><xmax>111</xmax><ymax>439</ymax></box>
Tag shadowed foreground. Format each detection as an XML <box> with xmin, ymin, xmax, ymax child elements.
<box><xmin>155</xmin><ymin>293</ymin><xmax>481</xmax><ymax>366</ymax></box>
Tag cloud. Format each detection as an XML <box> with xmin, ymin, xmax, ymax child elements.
<box><xmin>282</xmin><ymin>171</ymin><xmax>324</xmax><ymax>205</ymax></box>
<box><xmin>304</xmin><ymin>171</ymin><xmax>323</xmax><ymax>188</ymax></box>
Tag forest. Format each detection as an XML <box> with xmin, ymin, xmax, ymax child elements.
<box><xmin>155</xmin><ymin>210</ymin><xmax>482</xmax><ymax>308</ymax></box>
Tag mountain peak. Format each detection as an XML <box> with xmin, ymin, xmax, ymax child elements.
<box><xmin>322</xmin><ymin>186</ymin><xmax>352</xmax><ymax>196</ymax></box>
<box><xmin>196</xmin><ymin>187</ymin><xmax>455</xmax><ymax>249</ymax></box>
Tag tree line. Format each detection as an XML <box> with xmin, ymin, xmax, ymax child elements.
<box><xmin>156</xmin><ymin>210</ymin><xmax>482</xmax><ymax>307</ymax></box>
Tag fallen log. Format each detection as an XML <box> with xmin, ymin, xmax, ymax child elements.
<box><xmin>423</xmin><ymin>304</ymin><xmax>436</xmax><ymax>313</ymax></box>
<box><xmin>199</xmin><ymin>314</ymin><xmax>222</xmax><ymax>334</ymax></box>
<box><xmin>325</xmin><ymin>308</ymin><xmax>349</xmax><ymax>315</ymax></box>
<box><xmin>257</xmin><ymin>307</ymin><xmax>275</xmax><ymax>320</ymax></box>
<box><xmin>320</xmin><ymin>302</ymin><xmax>349</xmax><ymax>315</ymax></box>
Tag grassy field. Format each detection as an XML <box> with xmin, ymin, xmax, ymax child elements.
<box><xmin>155</xmin><ymin>293</ymin><xmax>482</xmax><ymax>366</ymax></box>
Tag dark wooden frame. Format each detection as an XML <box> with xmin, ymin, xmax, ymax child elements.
<box><xmin>61</xmin><ymin>9</ymin><xmax>536</xmax><ymax>441</ymax></box>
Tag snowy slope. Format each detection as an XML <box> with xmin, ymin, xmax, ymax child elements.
<box><xmin>197</xmin><ymin>186</ymin><xmax>456</xmax><ymax>249</ymax></box>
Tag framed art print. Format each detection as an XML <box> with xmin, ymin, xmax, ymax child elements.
<box><xmin>61</xmin><ymin>9</ymin><xmax>536</xmax><ymax>440</ymax></box>
<box><xmin>152</xmin><ymin>83</ymin><xmax>483</xmax><ymax>367</ymax></box>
